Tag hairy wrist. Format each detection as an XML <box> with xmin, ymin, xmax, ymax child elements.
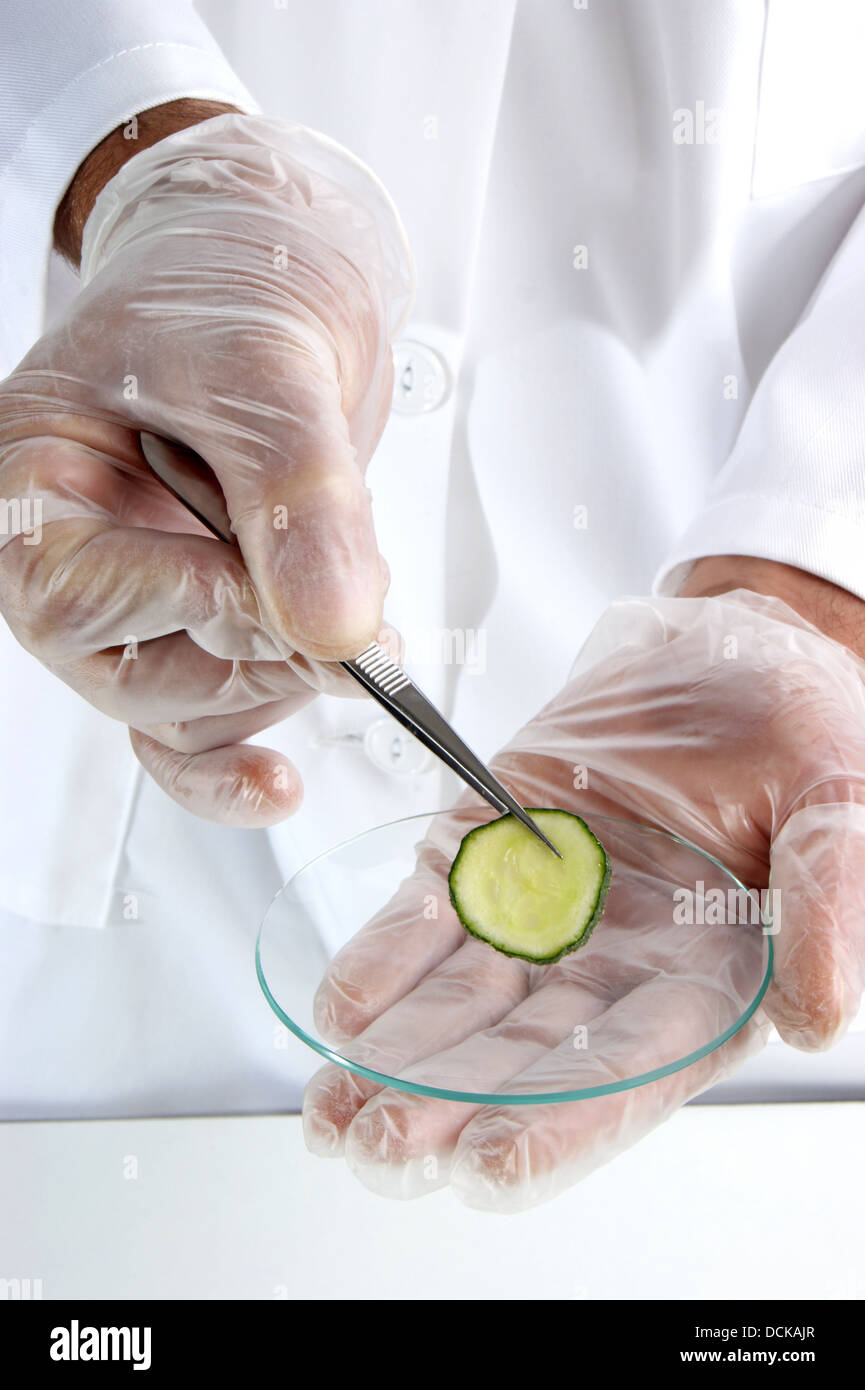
<box><xmin>54</xmin><ymin>98</ymin><xmax>243</xmax><ymax>267</ymax></box>
<box><xmin>678</xmin><ymin>555</ymin><xmax>865</xmax><ymax>661</ymax></box>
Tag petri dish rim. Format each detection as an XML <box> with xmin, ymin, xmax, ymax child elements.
<box><xmin>255</xmin><ymin>809</ymin><xmax>774</xmax><ymax>1106</ymax></box>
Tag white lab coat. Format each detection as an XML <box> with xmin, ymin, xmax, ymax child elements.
<box><xmin>2</xmin><ymin>0</ymin><xmax>865</xmax><ymax>1117</ymax></box>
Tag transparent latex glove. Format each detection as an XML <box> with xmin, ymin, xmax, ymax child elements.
<box><xmin>0</xmin><ymin>114</ymin><xmax>413</xmax><ymax>824</ymax></box>
<box><xmin>304</xmin><ymin>590</ymin><xmax>865</xmax><ymax>1210</ymax></box>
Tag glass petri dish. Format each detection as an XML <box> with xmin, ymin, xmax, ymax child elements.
<box><xmin>256</xmin><ymin>808</ymin><xmax>773</xmax><ymax>1105</ymax></box>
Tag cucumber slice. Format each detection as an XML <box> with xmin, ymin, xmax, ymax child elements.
<box><xmin>448</xmin><ymin>809</ymin><xmax>610</xmax><ymax>963</ymax></box>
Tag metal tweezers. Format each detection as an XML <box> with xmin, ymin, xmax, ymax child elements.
<box><xmin>140</xmin><ymin>433</ymin><xmax>562</xmax><ymax>857</ymax></box>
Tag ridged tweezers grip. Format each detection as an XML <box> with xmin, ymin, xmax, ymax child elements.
<box><xmin>349</xmin><ymin>642</ymin><xmax>411</xmax><ymax>696</ymax></box>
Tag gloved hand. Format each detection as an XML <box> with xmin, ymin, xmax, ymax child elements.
<box><xmin>303</xmin><ymin>588</ymin><xmax>865</xmax><ymax>1210</ymax></box>
<box><xmin>0</xmin><ymin>113</ymin><xmax>413</xmax><ymax>824</ymax></box>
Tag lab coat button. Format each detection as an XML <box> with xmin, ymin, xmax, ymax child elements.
<box><xmin>363</xmin><ymin>717</ymin><xmax>434</xmax><ymax>774</ymax></box>
<box><xmin>391</xmin><ymin>340</ymin><xmax>451</xmax><ymax>414</ymax></box>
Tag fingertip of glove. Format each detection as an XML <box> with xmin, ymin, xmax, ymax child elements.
<box><xmin>201</xmin><ymin>745</ymin><xmax>304</xmax><ymax>827</ymax></box>
<box><xmin>311</xmin><ymin>969</ymin><xmax>383</xmax><ymax>1045</ymax></box>
<box><xmin>303</xmin><ymin>1065</ymin><xmax>384</xmax><ymax>1157</ymax></box>
<box><xmin>450</xmin><ymin>1131</ymin><xmax>537</xmax><ymax>1214</ymax></box>
<box><xmin>302</xmin><ymin>1081</ymin><xmax>347</xmax><ymax>1157</ymax></box>
<box><xmin>343</xmin><ymin>1098</ymin><xmax>448</xmax><ymax>1200</ymax></box>
<box><xmin>764</xmin><ymin>980</ymin><xmax>853</xmax><ymax>1052</ymax></box>
<box><xmin>311</xmin><ymin>985</ymin><xmax>351</xmax><ymax>1045</ymax></box>
<box><xmin>129</xmin><ymin>731</ymin><xmax>303</xmax><ymax>827</ymax></box>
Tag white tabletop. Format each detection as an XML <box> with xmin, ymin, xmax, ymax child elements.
<box><xmin>1</xmin><ymin>1103</ymin><xmax>863</xmax><ymax>1300</ymax></box>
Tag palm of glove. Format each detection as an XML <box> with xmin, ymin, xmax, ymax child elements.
<box><xmin>303</xmin><ymin>591</ymin><xmax>865</xmax><ymax>1210</ymax></box>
